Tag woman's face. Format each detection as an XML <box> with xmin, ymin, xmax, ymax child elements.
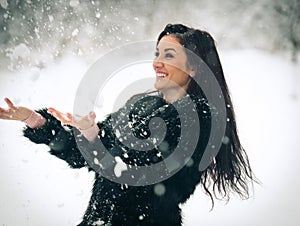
<box><xmin>153</xmin><ymin>35</ymin><xmax>194</xmax><ymax>97</ymax></box>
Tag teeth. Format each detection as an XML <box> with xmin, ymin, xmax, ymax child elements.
<box><xmin>156</xmin><ymin>73</ymin><xmax>167</xmax><ymax>77</ymax></box>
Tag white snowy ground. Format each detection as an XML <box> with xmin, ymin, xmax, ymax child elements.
<box><xmin>0</xmin><ymin>49</ymin><xmax>299</xmax><ymax>226</ymax></box>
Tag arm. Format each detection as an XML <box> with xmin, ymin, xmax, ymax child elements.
<box><xmin>0</xmin><ymin>98</ymin><xmax>93</xmax><ymax>169</ymax></box>
<box><xmin>23</xmin><ymin>109</ymin><xmax>88</xmax><ymax>168</ymax></box>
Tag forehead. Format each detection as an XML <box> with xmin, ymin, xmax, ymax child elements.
<box><xmin>157</xmin><ymin>35</ymin><xmax>183</xmax><ymax>51</ymax></box>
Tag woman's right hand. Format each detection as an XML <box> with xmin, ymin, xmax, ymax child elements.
<box><xmin>0</xmin><ymin>98</ymin><xmax>33</xmax><ymax>121</ymax></box>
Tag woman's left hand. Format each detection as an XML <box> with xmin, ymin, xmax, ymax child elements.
<box><xmin>47</xmin><ymin>107</ymin><xmax>96</xmax><ymax>130</ymax></box>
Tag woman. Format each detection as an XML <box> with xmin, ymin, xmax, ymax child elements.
<box><xmin>0</xmin><ymin>24</ymin><xmax>255</xmax><ymax>226</ymax></box>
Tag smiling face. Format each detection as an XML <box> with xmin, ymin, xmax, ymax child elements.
<box><xmin>153</xmin><ymin>35</ymin><xmax>195</xmax><ymax>102</ymax></box>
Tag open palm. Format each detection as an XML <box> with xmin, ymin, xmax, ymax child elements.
<box><xmin>0</xmin><ymin>98</ymin><xmax>33</xmax><ymax>121</ymax></box>
<box><xmin>48</xmin><ymin>107</ymin><xmax>96</xmax><ymax>130</ymax></box>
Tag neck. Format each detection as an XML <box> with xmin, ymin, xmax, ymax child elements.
<box><xmin>162</xmin><ymin>88</ymin><xmax>188</xmax><ymax>103</ymax></box>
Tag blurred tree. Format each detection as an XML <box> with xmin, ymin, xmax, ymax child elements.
<box><xmin>0</xmin><ymin>0</ymin><xmax>299</xmax><ymax>70</ymax></box>
<box><xmin>273</xmin><ymin>0</ymin><xmax>300</xmax><ymax>63</ymax></box>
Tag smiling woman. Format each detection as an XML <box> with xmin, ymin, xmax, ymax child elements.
<box><xmin>0</xmin><ymin>24</ymin><xmax>256</xmax><ymax>226</ymax></box>
<box><xmin>154</xmin><ymin>35</ymin><xmax>194</xmax><ymax>103</ymax></box>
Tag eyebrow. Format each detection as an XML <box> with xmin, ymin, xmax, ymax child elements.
<box><xmin>164</xmin><ymin>48</ymin><xmax>176</xmax><ymax>52</ymax></box>
<box><xmin>156</xmin><ymin>47</ymin><xmax>177</xmax><ymax>52</ymax></box>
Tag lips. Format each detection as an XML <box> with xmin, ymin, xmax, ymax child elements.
<box><xmin>156</xmin><ymin>72</ymin><xmax>168</xmax><ymax>79</ymax></box>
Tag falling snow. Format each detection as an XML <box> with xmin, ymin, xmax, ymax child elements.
<box><xmin>0</xmin><ymin>49</ymin><xmax>299</xmax><ymax>226</ymax></box>
<box><xmin>154</xmin><ymin>183</ymin><xmax>166</xmax><ymax>196</ymax></box>
<box><xmin>113</xmin><ymin>156</ymin><xmax>128</xmax><ymax>177</ymax></box>
<box><xmin>0</xmin><ymin>1</ymin><xmax>299</xmax><ymax>225</ymax></box>
<box><xmin>0</xmin><ymin>0</ymin><xmax>8</xmax><ymax>9</ymax></box>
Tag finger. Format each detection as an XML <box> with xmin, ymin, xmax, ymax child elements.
<box><xmin>49</xmin><ymin>110</ymin><xmax>69</xmax><ymax>123</ymax></box>
<box><xmin>65</xmin><ymin>112</ymin><xmax>75</xmax><ymax>122</ymax></box>
<box><xmin>0</xmin><ymin>109</ymin><xmax>13</xmax><ymax>119</ymax></box>
<box><xmin>47</xmin><ymin>108</ymin><xmax>59</xmax><ymax>117</ymax></box>
<box><xmin>48</xmin><ymin>108</ymin><xmax>76</xmax><ymax>126</ymax></box>
<box><xmin>74</xmin><ymin>114</ymin><xmax>83</xmax><ymax>122</ymax></box>
<box><xmin>4</xmin><ymin>98</ymin><xmax>16</xmax><ymax>110</ymax></box>
<box><xmin>48</xmin><ymin>107</ymin><xmax>63</xmax><ymax>115</ymax></box>
<box><xmin>88</xmin><ymin>111</ymin><xmax>96</xmax><ymax>120</ymax></box>
<box><xmin>48</xmin><ymin>108</ymin><xmax>67</xmax><ymax>120</ymax></box>
<box><xmin>66</xmin><ymin>112</ymin><xmax>73</xmax><ymax>120</ymax></box>
<box><xmin>0</xmin><ymin>107</ymin><xmax>11</xmax><ymax>115</ymax></box>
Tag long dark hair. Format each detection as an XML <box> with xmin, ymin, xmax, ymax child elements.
<box><xmin>157</xmin><ymin>24</ymin><xmax>257</xmax><ymax>207</ymax></box>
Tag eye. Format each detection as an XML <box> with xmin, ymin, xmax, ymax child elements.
<box><xmin>165</xmin><ymin>53</ymin><xmax>174</xmax><ymax>59</ymax></box>
<box><xmin>154</xmin><ymin>51</ymin><xmax>159</xmax><ymax>57</ymax></box>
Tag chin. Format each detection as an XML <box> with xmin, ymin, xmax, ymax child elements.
<box><xmin>154</xmin><ymin>82</ymin><xmax>163</xmax><ymax>90</ymax></box>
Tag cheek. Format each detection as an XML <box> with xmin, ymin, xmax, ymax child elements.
<box><xmin>167</xmin><ymin>73</ymin><xmax>190</xmax><ymax>89</ymax></box>
<box><xmin>172</xmin><ymin>61</ymin><xmax>189</xmax><ymax>76</ymax></box>
<box><xmin>178</xmin><ymin>74</ymin><xmax>191</xmax><ymax>85</ymax></box>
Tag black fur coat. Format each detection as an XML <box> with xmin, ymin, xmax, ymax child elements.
<box><xmin>23</xmin><ymin>94</ymin><xmax>211</xmax><ymax>226</ymax></box>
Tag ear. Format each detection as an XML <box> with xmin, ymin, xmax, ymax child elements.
<box><xmin>188</xmin><ymin>65</ymin><xmax>196</xmax><ymax>78</ymax></box>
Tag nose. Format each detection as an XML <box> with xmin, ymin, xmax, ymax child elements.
<box><xmin>153</xmin><ymin>58</ymin><xmax>164</xmax><ymax>70</ymax></box>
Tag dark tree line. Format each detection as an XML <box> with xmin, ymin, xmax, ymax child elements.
<box><xmin>0</xmin><ymin>0</ymin><xmax>299</xmax><ymax>70</ymax></box>
<box><xmin>273</xmin><ymin>0</ymin><xmax>300</xmax><ymax>63</ymax></box>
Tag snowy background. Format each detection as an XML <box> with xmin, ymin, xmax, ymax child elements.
<box><xmin>0</xmin><ymin>0</ymin><xmax>300</xmax><ymax>225</ymax></box>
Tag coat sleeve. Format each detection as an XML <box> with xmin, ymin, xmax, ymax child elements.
<box><xmin>23</xmin><ymin>109</ymin><xmax>87</xmax><ymax>168</ymax></box>
<box><xmin>70</xmin><ymin>94</ymin><xmax>168</xmax><ymax>176</ymax></box>
<box><xmin>21</xmin><ymin>96</ymin><xmax>154</xmax><ymax>172</ymax></box>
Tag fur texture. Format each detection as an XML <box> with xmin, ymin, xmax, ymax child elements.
<box><xmin>23</xmin><ymin>94</ymin><xmax>211</xmax><ymax>226</ymax></box>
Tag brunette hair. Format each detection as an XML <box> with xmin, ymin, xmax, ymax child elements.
<box><xmin>157</xmin><ymin>24</ymin><xmax>257</xmax><ymax>207</ymax></box>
